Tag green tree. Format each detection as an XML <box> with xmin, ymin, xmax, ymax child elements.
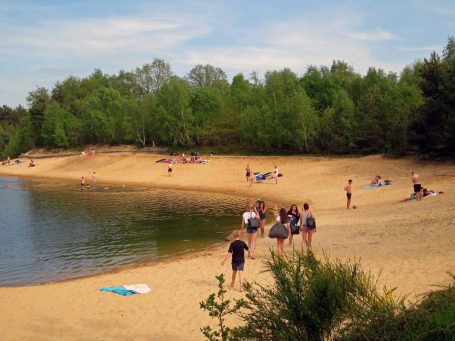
<box><xmin>27</xmin><ymin>87</ymin><xmax>50</xmax><ymax>147</ymax></box>
<box><xmin>187</xmin><ymin>64</ymin><xmax>229</xmax><ymax>88</ymax></box>
<box><xmin>133</xmin><ymin>58</ymin><xmax>173</xmax><ymax>96</ymax></box>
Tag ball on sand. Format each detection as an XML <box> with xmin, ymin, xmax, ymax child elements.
<box><xmin>353</xmin><ymin>205</ymin><xmax>357</xmax><ymax>209</ymax></box>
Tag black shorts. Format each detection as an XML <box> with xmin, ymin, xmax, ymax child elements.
<box><xmin>247</xmin><ymin>227</ymin><xmax>258</xmax><ymax>234</ymax></box>
<box><xmin>168</xmin><ymin>168</ymin><xmax>172</xmax><ymax>173</ymax></box>
<box><xmin>246</xmin><ymin>172</ymin><xmax>251</xmax><ymax>177</ymax></box>
<box><xmin>232</xmin><ymin>261</ymin><xmax>244</xmax><ymax>271</ymax></box>
<box><xmin>414</xmin><ymin>184</ymin><xmax>421</xmax><ymax>193</ymax></box>
<box><xmin>347</xmin><ymin>193</ymin><xmax>352</xmax><ymax>200</ymax></box>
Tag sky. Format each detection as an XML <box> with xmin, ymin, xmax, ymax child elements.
<box><xmin>0</xmin><ymin>0</ymin><xmax>454</xmax><ymax>107</ymax></box>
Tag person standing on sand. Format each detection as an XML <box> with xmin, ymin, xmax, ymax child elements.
<box><xmin>245</xmin><ymin>164</ymin><xmax>251</xmax><ymax>183</ymax></box>
<box><xmin>91</xmin><ymin>172</ymin><xmax>96</xmax><ymax>186</ymax></box>
<box><xmin>300</xmin><ymin>203</ymin><xmax>315</xmax><ymax>252</ymax></box>
<box><xmin>81</xmin><ymin>176</ymin><xmax>85</xmax><ymax>190</ymax></box>
<box><xmin>274</xmin><ymin>166</ymin><xmax>279</xmax><ymax>184</ymax></box>
<box><xmin>221</xmin><ymin>230</ymin><xmax>248</xmax><ymax>291</ymax></box>
<box><xmin>168</xmin><ymin>163</ymin><xmax>173</xmax><ymax>177</ymax></box>
<box><xmin>258</xmin><ymin>201</ymin><xmax>266</xmax><ymax>238</ymax></box>
<box><xmin>275</xmin><ymin>208</ymin><xmax>290</xmax><ymax>257</ymax></box>
<box><xmin>412</xmin><ymin>171</ymin><xmax>422</xmax><ymax>201</ymax></box>
<box><xmin>241</xmin><ymin>204</ymin><xmax>259</xmax><ymax>259</ymax></box>
<box><xmin>344</xmin><ymin>179</ymin><xmax>352</xmax><ymax>209</ymax></box>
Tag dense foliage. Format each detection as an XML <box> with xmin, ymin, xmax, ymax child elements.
<box><xmin>1</xmin><ymin>37</ymin><xmax>454</xmax><ymax>158</ymax></box>
<box><xmin>232</xmin><ymin>252</ymin><xmax>402</xmax><ymax>341</ymax></box>
<box><xmin>200</xmin><ymin>253</ymin><xmax>455</xmax><ymax>341</ymax></box>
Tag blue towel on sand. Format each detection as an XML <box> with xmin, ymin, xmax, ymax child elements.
<box><xmin>100</xmin><ymin>286</ymin><xmax>138</xmax><ymax>296</ymax></box>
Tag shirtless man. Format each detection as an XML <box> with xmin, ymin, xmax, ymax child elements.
<box><xmin>91</xmin><ymin>171</ymin><xmax>97</xmax><ymax>186</ymax></box>
<box><xmin>344</xmin><ymin>179</ymin><xmax>352</xmax><ymax>209</ymax></box>
<box><xmin>411</xmin><ymin>171</ymin><xmax>422</xmax><ymax>201</ymax></box>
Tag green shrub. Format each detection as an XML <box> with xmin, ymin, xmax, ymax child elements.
<box><xmin>200</xmin><ymin>274</ymin><xmax>245</xmax><ymax>341</ymax></box>
<box><xmin>232</xmin><ymin>251</ymin><xmax>402</xmax><ymax>341</ymax></box>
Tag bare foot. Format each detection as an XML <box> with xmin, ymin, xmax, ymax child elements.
<box><xmin>229</xmin><ymin>282</ymin><xmax>234</xmax><ymax>289</ymax></box>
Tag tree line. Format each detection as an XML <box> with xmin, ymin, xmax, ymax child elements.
<box><xmin>1</xmin><ymin>37</ymin><xmax>454</xmax><ymax>158</ymax></box>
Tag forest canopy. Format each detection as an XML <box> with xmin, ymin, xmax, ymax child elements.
<box><xmin>1</xmin><ymin>37</ymin><xmax>454</xmax><ymax>158</ymax></box>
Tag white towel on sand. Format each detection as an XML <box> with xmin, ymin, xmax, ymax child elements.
<box><xmin>124</xmin><ymin>284</ymin><xmax>151</xmax><ymax>294</ymax></box>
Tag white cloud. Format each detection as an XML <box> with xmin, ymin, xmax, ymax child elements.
<box><xmin>182</xmin><ymin>17</ymin><xmax>402</xmax><ymax>78</ymax></box>
<box><xmin>412</xmin><ymin>1</ymin><xmax>455</xmax><ymax>16</ymax></box>
<box><xmin>396</xmin><ymin>45</ymin><xmax>442</xmax><ymax>52</ymax></box>
<box><xmin>0</xmin><ymin>16</ymin><xmax>211</xmax><ymax>57</ymax></box>
<box><xmin>345</xmin><ymin>28</ymin><xmax>400</xmax><ymax>41</ymax></box>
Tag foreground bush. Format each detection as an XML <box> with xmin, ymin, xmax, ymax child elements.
<box><xmin>200</xmin><ymin>252</ymin><xmax>455</xmax><ymax>340</ymax></box>
<box><xmin>232</xmin><ymin>252</ymin><xmax>402</xmax><ymax>340</ymax></box>
<box><xmin>342</xmin><ymin>275</ymin><xmax>455</xmax><ymax>340</ymax></box>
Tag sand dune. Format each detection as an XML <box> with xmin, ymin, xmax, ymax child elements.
<box><xmin>0</xmin><ymin>153</ymin><xmax>454</xmax><ymax>340</ymax></box>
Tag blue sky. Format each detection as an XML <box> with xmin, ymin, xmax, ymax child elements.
<box><xmin>0</xmin><ymin>0</ymin><xmax>454</xmax><ymax>107</ymax></box>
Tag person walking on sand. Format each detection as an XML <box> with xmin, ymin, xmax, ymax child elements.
<box><xmin>91</xmin><ymin>172</ymin><xmax>97</xmax><ymax>186</ymax></box>
<box><xmin>300</xmin><ymin>203</ymin><xmax>315</xmax><ymax>252</ymax></box>
<box><xmin>168</xmin><ymin>163</ymin><xmax>173</xmax><ymax>177</ymax></box>
<box><xmin>344</xmin><ymin>179</ymin><xmax>352</xmax><ymax>209</ymax></box>
<box><xmin>245</xmin><ymin>164</ymin><xmax>251</xmax><ymax>183</ymax></box>
<box><xmin>275</xmin><ymin>208</ymin><xmax>290</xmax><ymax>257</ymax></box>
<box><xmin>258</xmin><ymin>200</ymin><xmax>266</xmax><ymax>238</ymax></box>
<box><xmin>412</xmin><ymin>171</ymin><xmax>422</xmax><ymax>201</ymax></box>
<box><xmin>287</xmin><ymin>204</ymin><xmax>300</xmax><ymax>246</ymax></box>
<box><xmin>241</xmin><ymin>204</ymin><xmax>259</xmax><ymax>259</ymax></box>
<box><xmin>274</xmin><ymin>166</ymin><xmax>279</xmax><ymax>184</ymax></box>
<box><xmin>221</xmin><ymin>230</ymin><xmax>248</xmax><ymax>291</ymax></box>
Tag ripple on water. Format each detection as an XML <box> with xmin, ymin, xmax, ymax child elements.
<box><xmin>0</xmin><ymin>177</ymin><xmax>252</xmax><ymax>286</ymax></box>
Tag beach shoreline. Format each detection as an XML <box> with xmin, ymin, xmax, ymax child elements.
<box><xmin>1</xmin><ymin>153</ymin><xmax>454</xmax><ymax>340</ymax></box>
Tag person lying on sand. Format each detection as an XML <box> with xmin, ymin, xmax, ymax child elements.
<box><xmin>370</xmin><ymin>175</ymin><xmax>380</xmax><ymax>186</ymax></box>
<box><xmin>399</xmin><ymin>189</ymin><xmax>444</xmax><ymax>202</ymax></box>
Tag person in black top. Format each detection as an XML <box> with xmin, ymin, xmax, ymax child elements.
<box><xmin>222</xmin><ymin>230</ymin><xmax>249</xmax><ymax>291</ymax></box>
<box><xmin>287</xmin><ymin>204</ymin><xmax>300</xmax><ymax>246</ymax></box>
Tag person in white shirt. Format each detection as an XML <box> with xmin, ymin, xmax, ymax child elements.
<box><xmin>274</xmin><ymin>166</ymin><xmax>279</xmax><ymax>184</ymax></box>
<box><xmin>241</xmin><ymin>204</ymin><xmax>259</xmax><ymax>259</ymax></box>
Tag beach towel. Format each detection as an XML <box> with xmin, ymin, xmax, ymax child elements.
<box><xmin>100</xmin><ymin>284</ymin><xmax>151</xmax><ymax>296</ymax></box>
<box><xmin>363</xmin><ymin>181</ymin><xmax>392</xmax><ymax>189</ymax></box>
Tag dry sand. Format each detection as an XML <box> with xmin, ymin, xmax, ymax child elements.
<box><xmin>0</xmin><ymin>153</ymin><xmax>454</xmax><ymax>340</ymax></box>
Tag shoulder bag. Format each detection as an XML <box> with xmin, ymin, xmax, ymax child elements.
<box><xmin>268</xmin><ymin>222</ymin><xmax>289</xmax><ymax>239</ymax></box>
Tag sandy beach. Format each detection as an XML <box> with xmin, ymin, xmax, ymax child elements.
<box><xmin>1</xmin><ymin>153</ymin><xmax>454</xmax><ymax>340</ymax></box>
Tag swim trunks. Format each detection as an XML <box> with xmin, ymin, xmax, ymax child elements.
<box><xmin>347</xmin><ymin>193</ymin><xmax>352</xmax><ymax>200</ymax></box>
<box><xmin>232</xmin><ymin>261</ymin><xmax>245</xmax><ymax>271</ymax></box>
<box><xmin>246</xmin><ymin>171</ymin><xmax>251</xmax><ymax>177</ymax></box>
<box><xmin>413</xmin><ymin>184</ymin><xmax>421</xmax><ymax>193</ymax></box>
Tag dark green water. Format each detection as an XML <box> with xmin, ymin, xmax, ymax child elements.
<box><xmin>0</xmin><ymin>176</ymin><xmax>248</xmax><ymax>286</ymax></box>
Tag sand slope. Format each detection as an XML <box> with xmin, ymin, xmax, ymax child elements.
<box><xmin>0</xmin><ymin>154</ymin><xmax>454</xmax><ymax>340</ymax></box>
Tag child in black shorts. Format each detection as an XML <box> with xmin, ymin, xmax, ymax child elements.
<box><xmin>221</xmin><ymin>230</ymin><xmax>249</xmax><ymax>291</ymax></box>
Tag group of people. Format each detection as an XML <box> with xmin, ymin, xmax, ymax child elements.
<box><xmin>223</xmin><ymin>200</ymin><xmax>316</xmax><ymax>290</ymax></box>
<box><xmin>1</xmin><ymin>156</ymin><xmax>26</xmax><ymax>166</ymax></box>
<box><xmin>223</xmin><ymin>168</ymin><xmax>434</xmax><ymax>290</ymax></box>
<box><xmin>245</xmin><ymin>164</ymin><xmax>280</xmax><ymax>186</ymax></box>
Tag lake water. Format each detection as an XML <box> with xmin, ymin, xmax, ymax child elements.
<box><xmin>0</xmin><ymin>176</ymin><xmax>249</xmax><ymax>286</ymax></box>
